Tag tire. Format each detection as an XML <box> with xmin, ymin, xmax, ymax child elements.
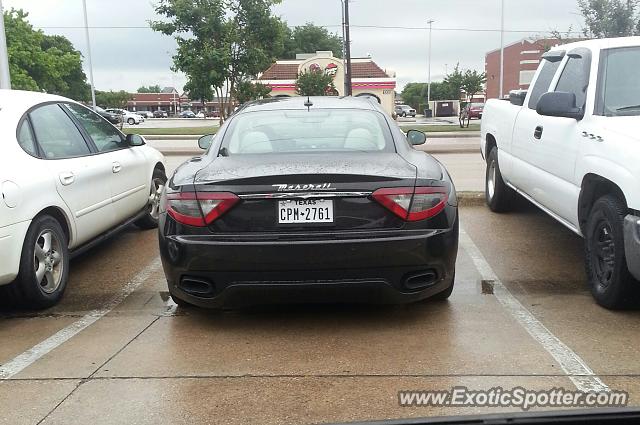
<box><xmin>585</xmin><ymin>195</ymin><xmax>640</xmax><ymax>309</ymax></box>
<box><xmin>2</xmin><ymin>215</ymin><xmax>70</xmax><ymax>309</ymax></box>
<box><xmin>135</xmin><ymin>168</ymin><xmax>167</xmax><ymax>229</ymax></box>
<box><xmin>431</xmin><ymin>270</ymin><xmax>455</xmax><ymax>301</ymax></box>
<box><xmin>170</xmin><ymin>292</ymin><xmax>192</xmax><ymax>308</ymax></box>
<box><xmin>401</xmin><ymin>112</ymin><xmax>406</xmax><ymax>117</ymax></box>
<box><xmin>485</xmin><ymin>147</ymin><xmax>515</xmax><ymax>213</ymax></box>
<box><xmin>127</xmin><ymin>118</ymin><xmax>135</xmax><ymax>125</ymax></box>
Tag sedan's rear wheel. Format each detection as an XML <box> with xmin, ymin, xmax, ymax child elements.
<box><xmin>127</xmin><ymin>118</ymin><xmax>135</xmax><ymax>125</ymax></box>
<box><xmin>135</xmin><ymin>168</ymin><xmax>167</xmax><ymax>229</ymax></box>
<box><xmin>2</xmin><ymin>216</ymin><xmax>69</xmax><ymax>309</ymax></box>
<box><xmin>485</xmin><ymin>147</ymin><xmax>515</xmax><ymax>213</ymax></box>
<box><xmin>585</xmin><ymin>195</ymin><xmax>640</xmax><ymax>309</ymax></box>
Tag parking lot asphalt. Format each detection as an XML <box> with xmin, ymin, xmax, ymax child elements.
<box><xmin>1</xmin><ymin>198</ymin><xmax>639</xmax><ymax>424</ymax></box>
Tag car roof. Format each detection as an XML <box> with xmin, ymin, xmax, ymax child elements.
<box><xmin>0</xmin><ymin>89</ymin><xmax>70</xmax><ymax>117</ymax></box>
<box><xmin>549</xmin><ymin>36</ymin><xmax>640</xmax><ymax>53</ymax></box>
<box><xmin>237</xmin><ymin>96</ymin><xmax>380</xmax><ymax>114</ymax></box>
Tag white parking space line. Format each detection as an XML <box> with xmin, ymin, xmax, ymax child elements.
<box><xmin>459</xmin><ymin>225</ymin><xmax>609</xmax><ymax>393</ymax></box>
<box><xmin>0</xmin><ymin>258</ymin><xmax>162</xmax><ymax>380</ymax></box>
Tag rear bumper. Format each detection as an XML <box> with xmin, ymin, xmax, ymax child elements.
<box><xmin>0</xmin><ymin>220</ymin><xmax>30</xmax><ymax>285</ymax></box>
<box><xmin>159</xmin><ymin>221</ymin><xmax>459</xmax><ymax>308</ymax></box>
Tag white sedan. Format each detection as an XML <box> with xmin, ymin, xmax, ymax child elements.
<box><xmin>0</xmin><ymin>90</ymin><xmax>166</xmax><ymax>308</ymax></box>
<box><xmin>106</xmin><ymin>108</ymin><xmax>144</xmax><ymax>125</ymax></box>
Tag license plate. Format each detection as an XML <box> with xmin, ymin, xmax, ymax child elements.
<box><xmin>278</xmin><ymin>199</ymin><xmax>334</xmax><ymax>224</ymax></box>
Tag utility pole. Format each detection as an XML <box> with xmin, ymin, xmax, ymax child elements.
<box><xmin>341</xmin><ymin>0</ymin><xmax>347</xmax><ymax>94</ymax></box>
<box><xmin>82</xmin><ymin>0</ymin><xmax>97</xmax><ymax>109</ymax></box>
<box><xmin>426</xmin><ymin>19</ymin><xmax>434</xmax><ymax>109</ymax></box>
<box><xmin>343</xmin><ymin>0</ymin><xmax>353</xmax><ymax>96</ymax></box>
<box><xmin>0</xmin><ymin>0</ymin><xmax>11</xmax><ymax>89</ymax></box>
<box><xmin>499</xmin><ymin>0</ymin><xmax>505</xmax><ymax>99</ymax></box>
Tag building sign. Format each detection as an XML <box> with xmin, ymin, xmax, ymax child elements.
<box><xmin>308</xmin><ymin>62</ymin><xmax>339</xmax><ymax>79</ymax></box>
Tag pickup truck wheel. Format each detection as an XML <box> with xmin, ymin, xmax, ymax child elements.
<box><xmin>135</xmin><ymin>168</ymin><xmax>167</xmax><ymax>230</ymax></box>
<box><xmin>1</xmin><ymin>216</ymin><xmax>70</xmax><ymax>309</ymax></box>
<box><xmin>585</xmin><ymin>195</ymin><xmax>639</xmax><ymax>309</ymax></box>
<box><xmin>485</xmin><ymin>147</ymin><xmax>514</xmax><ymax>212</ymax></box>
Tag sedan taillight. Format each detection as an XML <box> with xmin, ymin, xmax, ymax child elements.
<box><xmin>371</xmin><ymin>187</ymin><xmax>448</xmax><ymax>221</ymax></box>
<box><xmin>166</xmin><ymin>192</ymin><xmax>239</xmax><ymax>227</ymax></box>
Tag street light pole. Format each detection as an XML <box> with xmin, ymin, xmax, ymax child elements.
<box><xmin>82</xmin><ymin>0</ymin><xmax>96</xmax><ymax>109</ymax></box>
<box><xmin>0</xmin><ymin>0</ymin><xmax>11</xmax><ymax>89</ymax></box>
<box><xmin>499</xmin><ymin>0</ymin><xmax>505</xmax><ymax>99</ymax></box>
<box><xmin>343</xmin><ymin>0</ymin><xmax>353</xmax><ymax>96</ymax></box>
<box><xmin>427</xmin><ymin>19</ymin><xmax>434</xmax><ymax>109</ymax></box>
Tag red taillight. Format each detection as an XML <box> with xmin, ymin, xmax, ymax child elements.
<box><xmin>371</xmin><ymin>186</ymin><xmax>448</xmax><ymax>221</ymax></box>
<box><xmin>165</xmin><ymin>192</ymin><xmax>239</xmax><ymax>227</ymax></box>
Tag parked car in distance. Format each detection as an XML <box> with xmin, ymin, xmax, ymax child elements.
<box><xmin>159</xmin><ymin>96</ymin><xmax>459</xmax><ymax>309</ymax></box>
<box><xmin>136</xmin><ymin>111</ymin><xmax>154</xmax><ymax>119</ymax></box>
<box><xmin>153</xmin><ymin>110</ymin><xmax>169</xmax><ymax>118</ymax></box>
<box><xmin>463</xmin><ymin>103</ymin><xmax>485</xmax><ymax>119</ymax></box>
<box><xmin>481</xmin><ymin>36</ymin><xmax>640</xmax><ymax>309</ymax></box>
<box><xmin>0</xmin><ymin>90</ymin><xmax>166</xmax><ymax>308</ymax></box>
<box><xmin>95</xmin><ymin>106</ymin><xmax>121</xmax><ymax>125</ymax></box>
<box><xmin>179</xmin><ymin>110</ymin><xmax>196</xmax><ymax>118</ymax></box>
<box><xmin>105</xmin><ymin>108</ymin><xmax>144</xmax><ymax>125</ymax></box>
<box><xmin>205</xmin><ymin>111</ymin><xmax>219</xmax><ymax>118</ymax></box>
<box><xmin>196</xmin><ymin>111</ymin><xmax>205</xmax><ymax>118</ymax></box>
<box><xmin>394</xmin><ymin>104</ymin><xmax>416</xmax><ymax>118</ymax></box>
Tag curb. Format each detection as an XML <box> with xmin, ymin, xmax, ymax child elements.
<box><xmin>457</xmin><ymin>191</ymin><xmax>485</xmax><ymax>207</ymax></box>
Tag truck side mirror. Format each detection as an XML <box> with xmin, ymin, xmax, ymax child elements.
<box><xmin>536</xmin><ymin>92</ymin><xmax>584</xmax><ymax>120</ymax></box>
<box><xmin>509</xmin><ymin>90</ymin><xmax>527</xmax><ymax>106</ymax></box>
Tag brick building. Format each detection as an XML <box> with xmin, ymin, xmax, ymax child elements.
<box><xmin>485</xmin><ymin>38</ymin><xmax>561</xmax><ymax>99</ymax></box>
<box><xmin>126</xmin><ymin>87</ymin><xmax>232</xmax><ymax>116</ymax></box>
<box><xmin>255</xmin><ymin>51</ymin><xmax>397</xmax><ymax>115</ymax></box>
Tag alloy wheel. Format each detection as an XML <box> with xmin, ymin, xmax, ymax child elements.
<box><xmin>149</xmin><ymin>177</ymin><xmax>165</xmax><ymax>219</ymax></box>
<box><xmin>592</xmin><ymin>219</ymin><xmax>615</xmax><ymax>288</ymax></box>
<box><xmin>33</xmin><ymin>230</ymin><xmax>63</xmax><ymax>294</ymax></box>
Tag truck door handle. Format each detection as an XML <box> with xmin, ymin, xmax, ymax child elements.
<box><xmin>534</xmin><ymin>126</ymin><xmax>543</xmax><ymax>140</ymax></box>
<box><xmin>112</xmin><ymin>162</ymin><xmax>122</xmax><ymax>173</ymax></box>
<box><xmin>59</xmin><ymin>172</ymin><xmax>75</xmax><ymax>186</ymax></box>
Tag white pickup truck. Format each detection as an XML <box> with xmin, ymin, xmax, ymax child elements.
<box><xmin>481</xmin><ymin>36</ymin><xmax>640</xmax><ymax>309</ymax></box>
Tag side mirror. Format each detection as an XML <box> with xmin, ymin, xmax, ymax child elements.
<box><xmin>126</xmin><ymin>133</ymin><xmax>145</xmax><ymax>147</ymax></box>
<box><xmin>509</xmin><ymin>90</ymin><xmax>527</xmax><ymax>106</ymax></box>
<box><xmin>406</xmin><ymin>129</ymin><xmax>427</xmax><ymax>146</ymax></box>
<box><xmin>198</xmin><ymin>134</ymin><xmax>215</xmax><ymax>150</ymax></box>
<box><xmin>537</xmin><ymin>92</ymin><xmax>584</xmax><ymax>120</ymax></box>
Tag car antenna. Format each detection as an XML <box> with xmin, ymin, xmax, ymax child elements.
<box><xmin>304</xmin><ymin>96</ymin><xmax>313</xmax><ymax>111</ymax></box>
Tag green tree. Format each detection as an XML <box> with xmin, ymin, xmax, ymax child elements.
<box><xmin>443</xmin><ymin>64</ymin><xmax>465</xmax><ymax>100</ymax></box>
<box><xmin>430</xmin><ymin>81</ymin><xmax>458</xmax><ymax>101</ymax></box>
<box><xmin>461</xmin><ymin>69</ymin><xmax>487</xmax><ymax>101</ymax></box>
<box><xmin>295</xmin><ymin>70</ymin><xmax>336</xmax><ymax>96</ymax></box>
<box><xmin>94</xmin><ymin>90</ymin><xmax>132</xmax><ymax>108</ymax></box>
<box><xmin>137</xmin><ymin>85</ymin><xmax>163</xmax><ymax>93</ymax></box>
<box><xmin>282</xmin><ymin>23</ymin><xmax>343</xmax><ymax>59</ymax></box>
<box><xmin>4</xmin><ymin>9</ymin><xmax>90</xmax><ymax>100</ymax></box>
<box><xmin>579</xmin><ymin>0</ymin><xmax>640</xmax><ymax>37</ymax></box>
<box><xmin>400</xmin><ymin>83</ymin><xmax>426</xmax><ymax>110</ymax></box>
<box><xmin>151</xmin><ymin>0</ymin><xmax>287</xmax><ymax>121</ymax></box>
<box><xmin>234</xmin><ymin>81</ymin><xmax>271</xmax><ymax>104</ymax></box>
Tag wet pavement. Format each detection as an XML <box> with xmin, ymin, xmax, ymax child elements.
<box><xmin>1</xmin><ymin>199</ymin><xmax>639</xmax><ymax>424</ymax></box>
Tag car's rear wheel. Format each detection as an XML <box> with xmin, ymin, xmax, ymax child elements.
<box><xmin>127</xmin><ymin>118</ymin><xmax>135</xmax><ymax>125</ymax></box>
<box><xmin>485</xmin><ymin>147</ymin><xmax>515</xmax><ymax>213</ymax></box>
<box><xmin>585</xmin><ymin>195</ymin><xmax>640</xmax><ymax>309</ymax></box>
<box><xmin>2</xmin><ymin>215</ymin><xmax>69</xmax><ymax>309</ymax></box>
<box><xmin>135</xmin><ymin>168</ymin><xmax>167</xmax><ymax>229</ymax></box>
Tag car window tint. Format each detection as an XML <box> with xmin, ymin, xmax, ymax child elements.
<box><xmin>555</xmin><ymin>56</ymin><xmax>589</xmax><ymax>109</ymax></box>
<box><xmin>601</xmin><ymin>47</ymin><xmax>640</xmax><ymax>116</ymax></box>
<box><xmin>223</xmin><ymin>109</ymin><xmax>394</xmax><ymax>154</ymax></box>
<box><xmin>17</xmin><ymin>119</ymin><xmax>38</xmax><ymax>157</ymax></box>
<box><xmin>64</xmin><ymin>103</ymin><xmax>125</xmax><ymax>152</ymax></box>
<box><xmin>527</xmin><ymin>59</ymin><xmax>561</xmax><ymax>110</ymax></box>
<box><xmin>29</xmin><ymin>104</ymin><xmax>91</xmax><ymax>159</ymax></box>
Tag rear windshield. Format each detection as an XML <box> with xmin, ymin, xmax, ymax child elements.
<box><xmin>222</xmin><ymin>109</ymin><xmax>395</xmax><ymax>154</ymax></box>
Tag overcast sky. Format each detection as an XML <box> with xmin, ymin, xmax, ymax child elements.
<box><xmin>5</xmin><ymin>0</ymin><xmax>585</xmax><ymax>92</ymax></box>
